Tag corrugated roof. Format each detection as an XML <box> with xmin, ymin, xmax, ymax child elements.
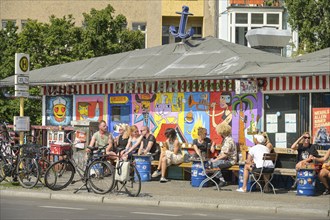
<box><xmin>1</xmin><ymin>37</ymin><xmax>329</xmax><ymax>87</ymax></box>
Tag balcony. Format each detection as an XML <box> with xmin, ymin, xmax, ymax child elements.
<box><xmin>229</xmin><ymin>0</ymin><xmax>281</xmax><ymax>7</ymax></box>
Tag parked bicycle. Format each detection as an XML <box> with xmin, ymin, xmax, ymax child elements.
<box><xmin>44</xmin><ymin>142</ymin><xmax>115</xmax><ymax>194</ymax></box>
<box><xmin>112</xmin><ymin>154</ymin><xmax>141</xmax><ymax>197</ymax></box>
<box><xmin>0</xmin><ymin>123</ymin><xmax>49</xmax><ymax>188</ymax></box>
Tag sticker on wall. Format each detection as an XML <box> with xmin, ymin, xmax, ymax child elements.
<box><xmin>46</xmin><ymin>96</ymin><xmax>73</xmax><ymax>126</ymax></box>
<box><xmin>74</xmin><ymin>95</ymin><xmax>104</xmax><ymax>122</ymax></box>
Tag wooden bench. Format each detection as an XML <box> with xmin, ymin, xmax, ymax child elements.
<box><xmin>151</xmin><ymin>160</ymin><xmax>239</xmax><ymax>171</ymax></box>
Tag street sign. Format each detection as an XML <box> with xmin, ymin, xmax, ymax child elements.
<box><xmin>15</xmin><ymin>75</ymin><xmax>29</xmax><ymax>84</ymax></box>
<box><xmin>13</xmin><ymin>116</ymin><xmax>30</xmax><ymax>132</ymax></box>
<box><xmin>15</xmin><ymin>91</ymin><xmax>29</xmax><ymax>98</ymax></box>
<box><xmin>15</xmin><ymin>84</ymin><xmax>29</xmax><ymax>91</ymax></box>
<box><xmin>15</xmin><ymin>53</ymin><xmax>30</xmax><ymax>75</ymax></box>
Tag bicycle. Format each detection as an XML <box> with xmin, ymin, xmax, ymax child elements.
<box><xmin>0</xmin><ymin>123</ymin><xmax>40</xmax><ymax>188</ymax></box>
<box><xmin>112</xmin><ymin>153</ymin><xmax>141</xmax><ymax>197</ymax></box>
<box><xmin>44</xmin><ymin>142</ymin><xmax>115</xmax><ymax>194</ymax></box>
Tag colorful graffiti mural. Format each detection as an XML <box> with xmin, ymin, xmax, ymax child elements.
<box><xmin>231</xmin><ymin>92</ymin><xmax>262</xmax><ymax>148</ymax></box>
<box><xmin>132</xmin><ymin>94</ymin><xmax>157</xmax><ymax>133</ymax></box>
<box><xmin>74</xmin><ymin>95</ymin><xmax>104</xmax><ymax>122</ymax></box>
<box><xmin>46</xmin><ymin>96</ymin><xmax>73</xmax><ymax>126</ymax></box>
<box><xmin>45</xmin><ymin>91</ymin><xmax>263</xmax><ymax>147</ymax></box>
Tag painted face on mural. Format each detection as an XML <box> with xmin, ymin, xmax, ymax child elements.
<box><xmin>53</xmin><ymin>97</ymin><xmax>67</xmax><ymax>122</ymax></box>
<box><xmin>220</xmin><ymin>94</ymin><xmax>231</xmax><ymax>108</ymax></box>
<box><xmin>78</xmin><ymin>102</ymin><xmax>90</xmax><ymax>119</ymax></box>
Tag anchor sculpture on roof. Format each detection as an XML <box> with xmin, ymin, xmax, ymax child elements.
<box><xmin>169</xmin><ymin>6</ymin><xmax>194</xmax><ymax>39</ymax></box>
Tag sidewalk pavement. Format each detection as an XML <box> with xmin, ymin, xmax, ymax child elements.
<box><xmin>1</xmin><ymin>180</ymin><xmax>329</xmax><ymax>217</ymax></box>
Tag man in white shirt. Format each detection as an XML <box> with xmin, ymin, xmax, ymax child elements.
<box><xmin>237</xmin><ymin>134</ymin><xmax>274</xmax><ymax>192</ymax></box>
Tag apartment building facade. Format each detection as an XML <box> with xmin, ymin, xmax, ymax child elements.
<box><xmin>0</xmin><ymin>0</ymin><xmax>216</xmax><ymax>48</ymax></box>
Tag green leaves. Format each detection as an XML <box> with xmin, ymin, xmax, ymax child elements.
<box><xmin>0</xmin><ymin>4</ymin><xmax>144</xmax><ymax>124</ymax></box>
<box><xmin>285</xmin><ymin>0</ymin><xmax>330</xmax><ymax>53</ymax></box>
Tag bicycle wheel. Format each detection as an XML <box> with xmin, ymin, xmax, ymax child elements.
<box><xmin>38</xmin><ymin>159</ymin><xmax>51</xmax><ymax>185</ymax></box>
<box><xmin>88</xmin><ymin>160</ymin><xmax>115</xmax><ymax>194</ymax></box>
<box><xmin>17</xmin><ymin>157</ymin><xmax>40</xmax><ymax>188</ymax></box>
<box><xmin>123</xmin><ymin>164</ymin><xmax>141</xmax><ymax>197</ymax></box>
<box><xmin>44</xmin><ymin>160</ymin><xmax>75</xmax><ymax>191</ymax></box>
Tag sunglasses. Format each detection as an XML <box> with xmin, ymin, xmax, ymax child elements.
<box><xmin>303</xmin><ymin>137</ymin><xmax>310</xmax><ymax>139</ymax></box>
<box><xmin>140</xmin><ymin>130</ymin><xmax>146</xmax><ymax>132</ymax></box>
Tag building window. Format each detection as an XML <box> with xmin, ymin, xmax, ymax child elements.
<box><xmin>21</xmin><ymin>20</ymin><xmax>28</xmax><ymax>29</ymax></box>
<box><xmin>267</xmin><ymin>14</ymin><xmax>279</xmax><ymax>25</ymax></box>
<box><xmin>235</xmin><ymin>13</ymin><xmax>248</xmax><ymax>24</ymax></box>
<box><xmin>132</xmin><ymin>22</ymin><xmax>146</xmax><ymax>48</ymax></box>
<box><xmin>235</xmin><ymin>27</ymin><xmax>248</xmax><ymax>46</ymax></box>
<box><xmin>191</xmin><ymin>26</ymin><xmax>202</xmax><ymax>40</ymax></box>
<box><xmin>1</xmin><ymin>20</ymin><xmax>16</xmax><ymax>29</ymax></box>
<box><xmin>251</xmin><ymin>13</ymin><xmax>263</xmax><ymax>24</ymax></box>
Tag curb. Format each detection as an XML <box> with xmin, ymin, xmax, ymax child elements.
<box><xmin>1</xmin><ymin>190</ymin><xmax>329</xmax><ymax>217</ymax></box>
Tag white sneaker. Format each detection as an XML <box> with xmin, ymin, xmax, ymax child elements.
<box><xmin>152</xmin><ymin>170</ymin><xmax>161</xmax><ymax>178</ymax></box>
<box><xmin>160</xmin><ymin>177</ymin><xmax>168</xmax><ymax>183</ymax></box>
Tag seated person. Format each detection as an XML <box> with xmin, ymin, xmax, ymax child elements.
<box><xmin>291</xmin><ymin>132</ymin><xmax>320</xmax><ymax>170</ymax></box>
<box><xmin>151</xmin><ymin>128</ymin><xmax>183</xmax><ymax>183</ymax></box>
<box><xmin>87</xmin><ymin>120</ymin><xmax>116</xmax><ymax>160</ymax></box>
<box><xmin>262</xmin><ymin>132</ymin><xmax>274</xmax><ymax>153</ymax></box>
<box><xmin>237</xmin><ymin>134</ymin><xmax>274</xmax><ymax>193</ymax></box>
<box><xmin>310</xmin><ymin>149</ymin><xmax>330</xmax><ymax>195</ymax></box>
<box><xmin>122</xmin><ymin>125</ymin><xmax>143</xmax><ymax>160</ymax></box>
<box><xmin>114</xmin><ymin>123</ymin><xmax>130</xmax><ymax>154</ymax></box>
<box><xmin>192</xmin><ymin>127</ymin><xmax>215</xmax><ymax>159</ymax></box>
<box><xmin>138</xmin><ymin>126</ymin><xmax>159</xmax><ymax>158</ymax></box>
<box><xmin>209</xmin><ymin>123</ymin><xmax>237</xmax><ymax>186</ymax></box>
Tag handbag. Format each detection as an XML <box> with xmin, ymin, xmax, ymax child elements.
<box><xmin>115</xmin><ymin>161</ymin><xmax>130</xmax><ymax>181</ymax></box>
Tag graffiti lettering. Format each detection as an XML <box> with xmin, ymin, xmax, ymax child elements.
<box><xmin>47</xmin><ymin>85</ymin><xmax>77</xmax><ymax>96</ymax></box>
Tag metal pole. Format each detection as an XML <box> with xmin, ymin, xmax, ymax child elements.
<box><xmin>19</xmin><ymin>97</ymin><xmax>24</xmax><ymax>145</ymax></box>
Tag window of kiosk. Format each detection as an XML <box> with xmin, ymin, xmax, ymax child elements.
<box><xmin>264</xmin><ymin>93</ymin><xmax>309</xmax><ymax>148</ymax></box>
<box><xmin>111</xmin><ymin>106</ymin><xmax>130</xmax><ymax>124</ymax></box>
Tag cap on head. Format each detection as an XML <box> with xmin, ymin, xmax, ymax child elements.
<box><xmin>254</xmin><ymin>134</ymin><xmax>265</xmax><ymax>144</ymax></box>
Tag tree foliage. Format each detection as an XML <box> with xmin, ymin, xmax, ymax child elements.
<box><xmin>0</xmin><ymin>4</ymin><xmax>144</xmax><ymax>125</ymax></box>
<box><xmin>285</xmin><ymin>0</ymin><xmax>330</xmax><ymax>53</ymax></box>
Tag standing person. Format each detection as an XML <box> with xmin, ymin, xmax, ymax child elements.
<box><xmin>114</xmin><ymin>124</ymin><xmax>130</xmax><ymax>154</ymax></box>
<box><xmin>87</xmin><ymin>120</ymin><xmax>116</xmax><ymax>159</ymax></box>
<box><xmin>262</xmin><ymin>132</ymin><xmax>274</xmax><ymax>153</ymax></box>
<box><xmin>138</xmin><ymin>126</ymin><xmax>159</xmax><ymax>157</ymax></box>
<box><xmin>208</xmin><ymin>123</ymin><xmax>237</xmax><ymax>186</ymax></box>
<box><xmin>151</xmin><ymin>128</ymin><xmax>183</xmax><ymax>183</ymax></box>
<box><xmin>123</xmin><ymin>125</ymin><xmax>143</xmax><ymax>159</ymax></box>
<box><xmin>237</xmin><ymin>134</ymin><xmax>273</xmax><ymax>193</ymax></box>
<box><xmin>192</xmin><ymin>127</ymin><xmax>215</xmax><ymax>159</ymax></box>
<box><xmin>310</xmin><ymin>149</ymin><xmax>330</xmax><ymax>195</ymax></box>
<box><xmin>291</xmin><ymin>132</ymin><xmax>320</xmax><ymax>170</ymax></box>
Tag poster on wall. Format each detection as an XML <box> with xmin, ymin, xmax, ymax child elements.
<box><xmin>312</xmin><ymin>108</ymin><xmax>330</xmax><ymax>149</ymax></box>
<box><xmin>266</xmin><ymin>114</ymin><xmax>278</xmax><ymax>133</ymax></box>
<box><xmin>46</xmin><ymin>96</ymin><xmax>73</xmax><ymax>126</ymax></box>
<box><xmin>275</xmin><ymin>132</ymin><xmax>287</xmax><ymax>148</ymax></box>
<box><xmin>285</xmin><ymin>113</ymin><xmax>296</xmax><ymax>133</ymax></box>
<box><xmin>74</xmin><ymin>95</ymin><xmax>104</xmax><ymax>122</ymax></box>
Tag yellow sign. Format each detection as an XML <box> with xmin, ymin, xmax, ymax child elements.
<box><xmin>110</xmin><ymin>96</ymin><xmax>129</xmax><ymax>104</ymax></box>
<box><xmin>19</xmin><ymin>56</ymin><xmax>29</xmax><ymax>72</ymax></box>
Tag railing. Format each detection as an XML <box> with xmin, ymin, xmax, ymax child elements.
<box><xmin>229</xmin><ymin>0</ymin><xmax>281</xmax><ymax>7</ymax></box>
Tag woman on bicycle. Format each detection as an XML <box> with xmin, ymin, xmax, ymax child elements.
<box><xmin>151</xmin><ymin>128</ymin><xmax>183</xmax><ymax>183</ymax></box>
